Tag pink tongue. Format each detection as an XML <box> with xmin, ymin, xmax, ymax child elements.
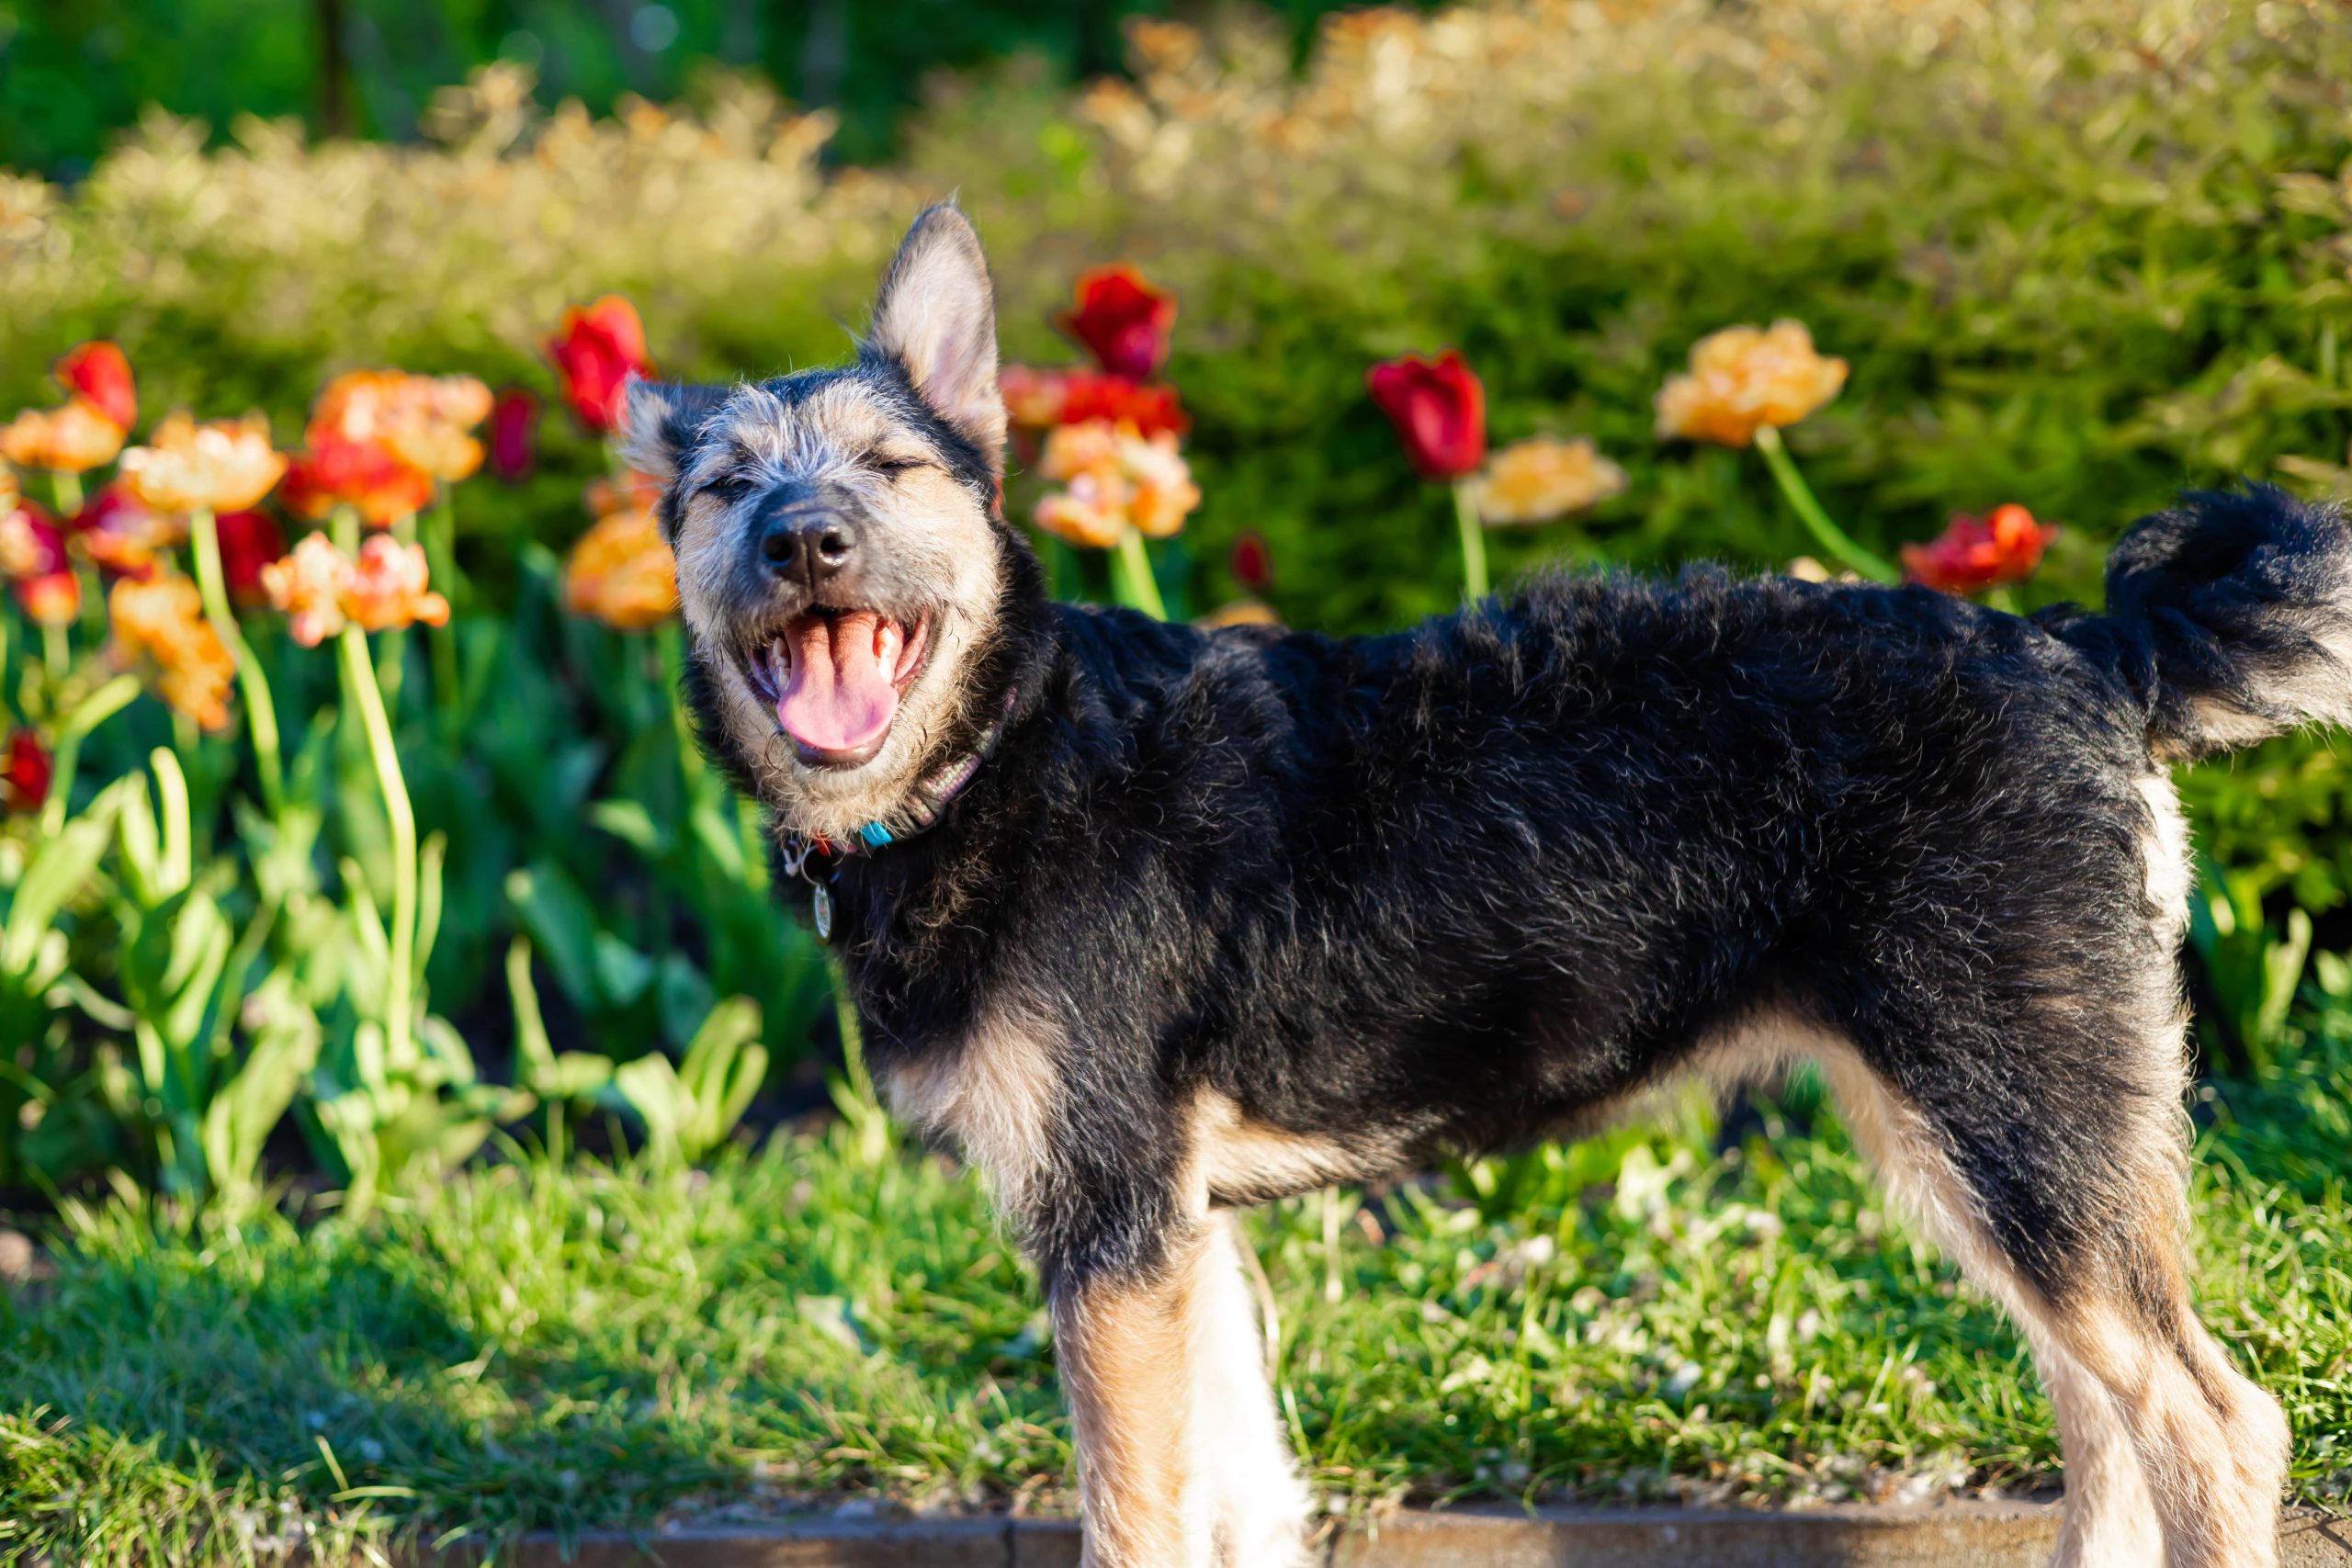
<box><xmin>778</xmin><ymin>612</ymin><xmax>900</xmax><ymax>755</ymax></box>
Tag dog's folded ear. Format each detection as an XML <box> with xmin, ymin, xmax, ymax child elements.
<box><xmin>619</xmin><ymin>377</ymin><xmax>729</xmax><ymax>484</ymax></box>
<box><xmin>863</xmin><ymin>202</ymin><xmax>1006</xmax><ymax>478</ymax></box>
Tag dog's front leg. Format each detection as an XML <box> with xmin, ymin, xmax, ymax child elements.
<box><xmin>1048</xmin><ymin>1211</ymin><xmax>1312</xmax><ymax>1568</ymax></box>
<box><xmin>1052</xmin><ymin>1245</ymin><xmax>1212</xmax><ymax>1568</ymax></box>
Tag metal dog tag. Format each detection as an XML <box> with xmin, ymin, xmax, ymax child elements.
<box><xmin>812</xmin><ymin>883</ymin><xmax>834</xmax><ymax>941</ymax></box>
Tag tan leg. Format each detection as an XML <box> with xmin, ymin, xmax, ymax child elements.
<box><xmin>2052</xmin><ymin>1296</ymin><xmax>2289</xmax><ymax>1568</ymax></box>
<box><xmin>2029</xmin><ymin>1328</ymin><xmax>2164</xmax><ymax>1568</ymax></box>
<box><xmin>1055</xmin><ymin>1253</ymin><xmax>1206</xmax><ymax>1568</ymax></box>
<box><xmin>1186</xmin><ymin>1213</ymin><xmax>1315</xmax><ymax>1567</ymax></box>
<box><xmin>1787</xmin><ymin>1030</ymin><xmax>2287</xmax><ymax>1568</ymax></box>
<box><xmin>1052</xmin><ymin>1213</ymin><xmax>1314</xmax><ymax>1567</ymax></box>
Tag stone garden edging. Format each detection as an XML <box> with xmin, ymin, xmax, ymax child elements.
<box><xmin>390</xmin><ymin>1502</ymin><xmax>2352</xmax><ymax>1566</ymax></box>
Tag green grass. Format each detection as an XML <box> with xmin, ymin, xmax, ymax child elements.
<box><xmin>3</xmin><ymin>1072</ymin><xmax>2348</xmax><ymax>1566</ymax></box>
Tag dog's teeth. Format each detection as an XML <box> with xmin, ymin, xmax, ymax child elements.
<box><xmin>767</xmin><ymin>637</ymin><xmax>789</xmax><ymax>685</ymax></box>
<box><xmin>875</xmin><ymin>619</ymin><xmax>903</xmax><ymax>670</ymax></box>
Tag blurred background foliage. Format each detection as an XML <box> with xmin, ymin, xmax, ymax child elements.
<box><xmin>0</xmin><ymin>0</ymin><xmax>1384</xmax><ymax>175</ymax></box>
<box><xmin>4</xmin><ymin>0</ymin><xmax>2352</xmax><ymax>1208</ymax></box>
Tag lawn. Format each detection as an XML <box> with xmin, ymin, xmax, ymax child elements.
<box><xmin>5</xmin><ymin>1057</ymin><xmax>2347</xmax><ymax>1567</ymax></box>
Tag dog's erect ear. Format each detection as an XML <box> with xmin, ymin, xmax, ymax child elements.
<box><xmin>619</xmin><ymin>377</ymin><xmax>729</xmax><ymax>482</ymax></box>
<box><xmin>863</xmin><ymin>203</ymin><xmax>1005</xmax><ymax>477</ymax></box>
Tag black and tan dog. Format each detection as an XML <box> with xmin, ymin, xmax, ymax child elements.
<box><xmin>623</xmin><ymin>205</ymin><xmax>2335</xmax><ymax>1568</ymax></box>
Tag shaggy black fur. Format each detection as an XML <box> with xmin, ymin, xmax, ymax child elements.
<box><xmin>684</xmin><ymin>468</ymin><xmax>2351</xmax><ymax>1314</ymax></box>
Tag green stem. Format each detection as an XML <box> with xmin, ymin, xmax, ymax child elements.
<box><xmin>339</xmin><ymin>625</ymin><xmax>416</xmax><ymax>1070</ymax></box>
<box><xmin>39</xmin><ymin>672</ymin><xmax>140</xmax><ymax>835</ymax></box>
<box><xmin>377</xmin><ymin>514</ymin><xmax>418</xmax><ymax>714</ymax></box>
<box><xmin>423</xmin><ymin>495</ymin><xmax>462</xmax><ymax>736</ymax></box>
<box><xmin>1752</xmin><ymin>425</ymin><xmax>1895</xmax><ymax>583</ymax></box>
<box><xmin>1452</xmin><ymin>479</ymin><xmax>1490</xmax><ymax>602</ymax></box>
<box><xmin>189</xmin><ymin>507</ymin><xmax>285</xmax><ymax>815</ymax></box>
<box><xmin>1111</xmin><ymin>528</ymin><xmax>1168</xmax><ymax>620</ymax></box>
<box><xmin>40</xmin><ymin>623</ymin><xmax>66</xmax><ymax>684</ymax></box>
<box><xmin>51</xmin><ymin>470</ymin><xmax>83</xmax><ymax>518</ymax></box>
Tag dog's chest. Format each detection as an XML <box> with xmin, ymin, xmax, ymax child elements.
<box><xmin>880</xmin><ymin>1011</ymin><xmax>1059</xmax><ymax>1211</ymax></box>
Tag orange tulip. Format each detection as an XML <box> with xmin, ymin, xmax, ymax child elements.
<box><xmin>1032</xmin><ymin>419</ymin><xmax>1202</xmax><ymax>548</ymax></box>
<box><xmin>1472</xmin><ymin>436</ymin><xmax>1628</xmax><ymax>525</ymax></box>
<box><xmin>109</xmin><ymin>574</ymin><xmax>237</xmax><ymax>730</ymax></box>
<box><xmin>1197</xmin><ymin>599</ymin><xmax>1280</xmax><ymax>628</ymax></box>
<box><xmin>310</xmin><ymin>370</ymin><xmax>491</xmax><ymax>484</ymax></box>
<box><xmin>2</xmin><ymin>399</ymin><xmax>126</xmax><ymax>474</ymax></box>
<box><xmin>345</xmin><ymin>536</ymin><xmax>450</xmax><ymax>633</ymax></box>
<box><xmin>119</xmin><ymin>412</ymin><xmax>288</xmax><ymax>513</ymax></box>
<box><xmin>260</xmin><ymin>533</ymin><xmax>356</xmax><ymax>647</ymax></box>
<box><xmin>17</xmin><ymin>570</ymin><xmax>81</xmax><ymax>626</ymax></box>
<box><xmin>263</xmin><ymin>532</ymin><xmax>448</xmax><ymax>646</ymax></box>
<box><xmin>1655</xmin><ymin>321</ymin><xmax>1848</xmax><ymax>447</ymax></box>
<box><xmin>564</xmin><ymin>502</ymin><xmax>679</xmax><ymax>631</ymax></box>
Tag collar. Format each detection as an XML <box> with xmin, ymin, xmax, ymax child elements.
<box><xmin>782</xmin><ymin>693</ymin><xmax>1013</xmax><ymax>870</ymax></box>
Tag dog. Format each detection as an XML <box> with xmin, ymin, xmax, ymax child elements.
<box><xmin>623</xmin><ymin>203</ymin><xmax>2333</xmax><ymax>1567</ymax></box>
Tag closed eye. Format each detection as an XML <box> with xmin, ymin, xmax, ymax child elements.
<box><xmin>700</xmin><ymin>473</ymin><xmax>757</xmax><ymax>503</ymax></box>
<box><xmin>864</xmin><ymin>452</ymin><xmax>930</xmax><ymax>479</ymax></box>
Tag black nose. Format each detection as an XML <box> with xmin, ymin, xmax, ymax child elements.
<box><xmin>759</xmin><ymin>515</ymin><xmax>856</xmax><ymax>586</ymax></box>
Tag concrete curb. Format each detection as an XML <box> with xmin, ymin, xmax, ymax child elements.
<box><xmin>413</xmin><ymin>1504</ymin><xmax>2352</xmax><ymax>1566</ymax></box>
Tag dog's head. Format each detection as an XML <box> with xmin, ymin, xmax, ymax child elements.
<box><xmin>624</xmin><ymin>204</ymin><xmax>1035</xmax><ymax>840</ymax></box>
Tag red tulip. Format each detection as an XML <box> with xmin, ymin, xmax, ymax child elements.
<box><xmin>2</xmin><ymin>730</ymin><xmax>51</xmax><ymax>814</ymax></box>
<box><xmin>1901</xmin><ymin>504</ymin><xmax>2057</xmax><ymax>595</ymax></box>
<box><xmin>547</xmin><ymin>296</ymin><xmax>653</xmax><ymax>434</ymax></box>
<box><xmin>1367</xmin><ymin>351</ymin><xmax>1487</xmax><ymax>481</ymax></box>
<box><xmin>214</xmin><ymin>509</ymin><xmax>288</xmax><ymax>607</ymax></box>
<box><xmin>1230</xmin><ymin>533</ymin><xmax>1272</xmax><ymax>593</ymax></box>
<box><xmin>279</xmin><ymin>433</ymin><xmax>436</xmax><ymax>528</ymax></box>
<box><xmin>55</xmin><ymin>341</ymin><xmax>136</xmax><ymax>432</ymax></box>
<box><xmin>1057</xmin><ymin>265</ymin><xmax>1177</xmax><ymax>381</ymax></box>
<box><xmin>1001</xmin><ymin>365</ymin><xmax>1190</xmax><ymax>439</ymax></box>
<box><xmin>489</xmin><ymin>387</ymin><xmax>539</xmax><ymax>480</ymax></box>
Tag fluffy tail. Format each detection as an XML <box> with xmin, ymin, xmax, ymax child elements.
<box><xmin>2049</xmin><ymin>484</ymin><xmax>2352</xmax><ymax>758</ymax></box>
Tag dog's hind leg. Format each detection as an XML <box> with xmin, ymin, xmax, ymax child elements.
<box><xmin>1187</xmin><ymin>1211</ymin><xmax>1315</xmax><ymax>1566</ymax></box>
<box><xmin>1782</xmin><ymin>1000</ymin><xmax>2289</xmax><ymax>1568</ymax></box>
<box><xmin>2021</xmin><ymin>1325</ymin><xmax>2164</xmax><ymax>1566</ymax></box>
<box><xmin>1050</xmin><ymin>1211</ymin><xmax>1314</xmax><ymax>1568</ymax></box>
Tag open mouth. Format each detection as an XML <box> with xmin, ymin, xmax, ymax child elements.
<box><xmin>742</xmin><ymin>608</ymin><xmax>933</xmax><ymax>768</ymax></box>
